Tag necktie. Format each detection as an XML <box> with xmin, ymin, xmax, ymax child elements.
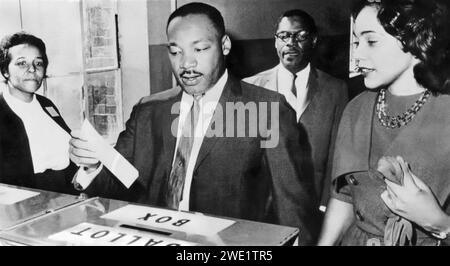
<box><xmin>166</xmin><ymin>96</ymin><xmax>201</xmax><ymax>209</ymax></box>
<box><xmin>291</xmin><ymin>73</ymin><xmax>297</xmax><ymax>98</ymax></box>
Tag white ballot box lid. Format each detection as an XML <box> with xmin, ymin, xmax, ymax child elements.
<box><xmin>0</xmin><ymin>196</ymin><xmax>298</xmax><ymax>246</ymax></box>
<box><xmin>0</xmin><ymin>183</ymin><xmax>85</xmax><ymax>232</ymax></box>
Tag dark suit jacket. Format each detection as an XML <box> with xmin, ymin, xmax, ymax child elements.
<box><xmin>84</xmin><ymin>74</ymin><xmax>321</xmax><ymax>245</ymax></box>
<box><xmin>0</xmin><ymin>93</ymin><xmax>77</xmax><ymax>195</ymax></box>
<box><xmin>243</xmin><ymin>66</ymin><xmax>348</xmax><ymax>207</ymax></box>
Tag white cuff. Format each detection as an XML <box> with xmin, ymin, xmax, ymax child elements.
<box><xmin>72</xmin><ymin>164</ymin><xmax>103</xmax><ymax>191</ymax></box>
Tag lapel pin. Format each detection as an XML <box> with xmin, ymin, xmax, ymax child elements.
<box><xmin>46</xmin><ymin>106</ymin><xmax>60</xmax><ymax>117</ymax></box>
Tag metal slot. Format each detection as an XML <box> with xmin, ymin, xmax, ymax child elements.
<box><xmin>119</xmin><ymin>224</ymin><xmax>172</xmax><ymax>236</ymax></box>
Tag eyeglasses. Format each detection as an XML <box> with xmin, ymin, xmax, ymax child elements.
<box><xmin>275</xmin><ymin>31</ymin><xmax>310</xmax><ymax>43</ymax></box>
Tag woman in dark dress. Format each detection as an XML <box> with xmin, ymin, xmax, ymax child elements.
<box><xmin>0</xmin><ymin>32</ymin><xmax>77</xmax><ymax>195</ymax></box>
<box><xmin>318</xmin><ymin>0</ymin><xmax>450</xmax><ymax>245</ymax></box>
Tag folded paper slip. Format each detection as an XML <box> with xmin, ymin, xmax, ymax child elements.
<box><xmin>80</xmin><ymin>119</ymin><xmax>138</xmax><ymax>188</ymax></box>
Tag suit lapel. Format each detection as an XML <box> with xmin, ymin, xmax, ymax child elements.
<box><xmin>263</xmin><ymin>67</ymin><xmax>278</xmax><ymax>92</ymax></box>
<box><xmin>148</xmin><ymin>88</ymin><xmax>182</xmax><ymax>203</ymax></box>
<box><xmin>162</xmin><ymin>88</ymin><xmax>182</xmax><ymax>172</ymax></box>
<box><xmin>36</xmin><ymin>95</ymin><xmax>72</xmax><ymax>133</ymax></box>
<box><xmin>0</xmin><ymin>93</ymin><xmax>35</xmax><ymax>183</ymax></box>
<box><xmin>262</xmin><ymin>66</ymin><xmax>319</xmax><ymax>122</ymax></box>
<box><xmin>299</xmin><ymin>67</ymin><xmax>319</xmax><ymax>121</ymax></box>
<box><xmin>193</xmin><ymin>76</ymin><xmax>242</xmax><ymax>171</ymax></box>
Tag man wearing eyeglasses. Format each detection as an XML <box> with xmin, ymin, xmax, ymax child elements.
<box><xmin>244</xmin><ymin>9</ymin><xmax>348</xmax><ymax>216</ymax></box>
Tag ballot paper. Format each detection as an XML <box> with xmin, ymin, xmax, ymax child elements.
<box><xmin>0</xmin><ymin>186</ymin><xmax>40</xmax><ymax>205</ymax></box>
<box><xmin>80</xmin><ymin>119</ymin><xmax>138</xmax><ymax>188</ymax></box>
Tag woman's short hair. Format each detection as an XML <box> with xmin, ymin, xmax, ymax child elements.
<box><xmin>352</xmin><ymin>0</ymin><xmax>450</xmax><ymax>94</ymax></box>
<box><xmin>0</xmin><ymin>32</ymin><xmax>49</xmax><ymax>81</ymax></box>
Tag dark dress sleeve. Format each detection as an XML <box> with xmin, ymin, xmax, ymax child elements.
<box><xmin>330</xmin><ymin>174</ymin><xmax>353</xmax><ymax>203</ymax></box>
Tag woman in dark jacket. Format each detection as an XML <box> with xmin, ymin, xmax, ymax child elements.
<box><xmin>0</xmin><ymin>32</ymin><xmax>77</xmax><ymax>195</ymax></box>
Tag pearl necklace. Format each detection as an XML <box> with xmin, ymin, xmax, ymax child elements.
<box><xmin>376</xmin><ymin>88</ymin><xmax>431</xmax><ymax>129</ymax></box>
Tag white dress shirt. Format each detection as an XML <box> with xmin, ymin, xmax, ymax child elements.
<box><xmin>277</xmin><ymin>63</ymin><xmax>311</xmax><ymax>121</ymax></box>
<box><xmin>2</xmin><ymin>86</ymin><xmax>71</xmax><ymax>173</ymax></box>
<box><xmin>174</xmin><ymin>70</ymin><xmax>228</xmax><ymax>210</ymax></box>
<box><xmin>74</xmin><ymin>70</ymin><xmax>229</xmax><ymax>212</ymax></box>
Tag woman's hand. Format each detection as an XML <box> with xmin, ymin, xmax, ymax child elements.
<box><xmin>380</xmin><ymin>156</ymin><xmax>450</xmax><ymax>234</ymax></box>
<box><xmin>377</xmin><ymin>156</ymin><xmax>403</xmax><ymax>185</ymax></box>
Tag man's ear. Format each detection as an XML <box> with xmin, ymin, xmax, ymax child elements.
<box><xmin>222</xmin><ymin>34</ymin><xmax>231</xmax><ymax>56</ymax></box>
<box><xmin>312</xmin><ymin>35</ymin><xmax>318</xmax><ymax>48</ymax></box>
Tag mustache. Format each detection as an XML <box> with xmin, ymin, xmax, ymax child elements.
<box><xmin>180</xmin><ymin>70</ymin><xmax>202</xmax><ymax>77</ymax></box>
<box><xmin>282</xmin><ymin>48</ymin><xmax>301</xmax><ymax>54</ymax></box>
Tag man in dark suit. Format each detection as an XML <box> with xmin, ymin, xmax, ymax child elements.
<box><xmin>243</xmin><ymin>9</ymin><xmax>348</xmax><ymax>211</ymax></box>
<box><xmin>70</xmin><ymin>3</ymin><xmax>320</xmax><ymax>245</ymax></box>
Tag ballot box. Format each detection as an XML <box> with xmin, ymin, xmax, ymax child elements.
<box><xmin>0</xmin><ymin>197</ymin><xmax>298</xmax><ymax>246</ymax></box>
<box><xmin>0</xmin><ymin>183</ymin><xmax>85</xmax><ymax>232</ymax></box>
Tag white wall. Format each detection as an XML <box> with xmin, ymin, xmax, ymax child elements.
<box><xmin>0</xmin><ymin>0</ymin><xmax>21</xmax><ymax>37</ymax></box>
<box><xmin>0</xmin><ymin>0</ymin><xmax>84</xmax><ymax>130</ymax></box>
<box><xmin>118</xmin><ymin>0</ymin><xmax>151</xmax><ymax>122</ymax></box>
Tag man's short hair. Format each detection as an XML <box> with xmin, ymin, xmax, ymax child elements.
<box><xmin>276</xmin><ymin>9</ymin><xmax>317</xmax><ymax>35</ymax></box>
<box><xmin>166</xmin><ymin>2</ymin><xmax>225</xmax><ymax>38</ymax></box>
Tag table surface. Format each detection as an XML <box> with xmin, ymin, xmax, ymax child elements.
<box><xmin>0</xmin><ymin>185</ymin><xmax>298</xmax><ymax>246</ymax></box>
<box><xmin>0</xmin><ymin>184</ymin><xmax>84</xmax><ymax>231</ymax></box>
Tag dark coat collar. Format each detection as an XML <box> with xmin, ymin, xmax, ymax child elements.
<box><xmin>0</xmin><ymin>92</ymin><xmax>72</xmax><ymax>186</ymax></box>
<box><xmin>193</xmin><ymin>74</ymin><xmax>242</xmax><ymax>170</ymax></box>
<box><xmin>151</xmin><ymin>73</ymin><xmax>241</xmax><ymax>202</ymax></box>
<box><xmin>0</xmin><ymin>92</ymin><xmax>71</xmax><ymax>134</ymax></box>
<box><xmin>162</xmin><ymin>73</ymin><xmax>243</xmax><ymax>171</ymax></box>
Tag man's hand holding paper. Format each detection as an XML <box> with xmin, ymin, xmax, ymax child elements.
<box><xmin>69</xmin><ymin>129</ymin><xmax>101</xmax><ymax>172</ymax></box>
<box><xmin>69</xmin><ymin>119</ymin><xmax>138</xmax><ymax>189</ymax></box>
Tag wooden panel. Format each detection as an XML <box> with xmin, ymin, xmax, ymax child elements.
<box><xmin>179</xmin><ymin>0</ymin><xmax>352</xmax><ymax>38</ymax></box>
<box><xmin>147</xmin><ymin>0</ymin><xmax>172</xmax><ymax>45</ymax></box>
<box><xmin>149</xmin><ymin>44</ymin><xmax>173</xmax><ymax>94</ymax></box>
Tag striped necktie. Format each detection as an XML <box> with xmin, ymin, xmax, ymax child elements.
<box><xmin>166</xmin><ymin>96</ymin><xmax>201</xmax><ymax>209</ymax></box>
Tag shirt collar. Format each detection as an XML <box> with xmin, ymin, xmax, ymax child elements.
<box><xmin>180</xmin><ymin>69</ymin><xmax>228</xmax><ymax>115</ymax></box>
<box><xmin>3</xmin><ymin>85</ymin><xmax>38</xmax><ymax>114</ymax></box>
<box><xmin>278</xmin><ymin>63</ymin><xmax>311</xmax><ymax>81</ymax></box>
